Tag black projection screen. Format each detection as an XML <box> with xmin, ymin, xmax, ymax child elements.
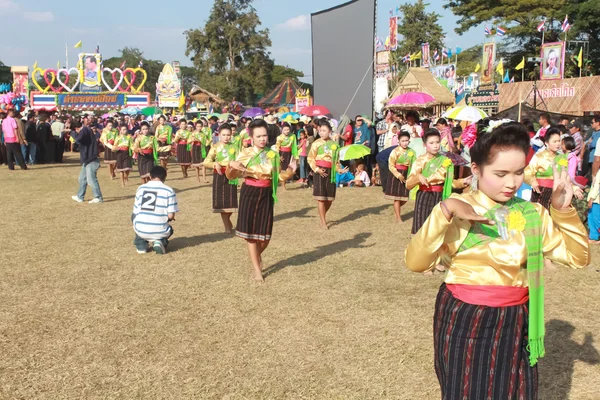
<box><xmin>311</xmin><ymin>0</ymin><xmax>375</xmax><ymax>119</ymax></box>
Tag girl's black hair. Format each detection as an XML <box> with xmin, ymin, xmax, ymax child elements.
<box><xmin>405</xmin><ymin>110</ymin><xmax>420</xmax><ymax>122</ymax></box>
<box><xmin>281</xmin><ymin>122</ymin><xmax>291</xmax><ymax>129</ymax></box>
<box><xmin>179</xmin><ymin>118</ymin><xmax>187</xmax><ymax>124</ymax></box>
<box><xmin>398</xmin><ymin>130</ymin><xmax>410</xmax><ymax>139</ymax></box>
<box><xmin>543</xmin><ymin>126</ymin><xmax>562</xmax><ymax>143</ymax></box>
<box><xmin>423</xmin><ymin>128</ymin><xmax>440</xmax><ymax>142</ymax></box>
<box><xmin>140</xmin><ymin>121</ymin><xmax>150</xmax><ymax>128</ymax></box>
<box><xmin>248</xmin><ymin>119</ymin><xmax>268</xmax><ymax>136</ymax></box>
<box><xmin>470</xmin><ymin>122</ymin><xmax>530</xmax><ymax>167</ymax></box>
<box><xmin>320</xmin><ymin>121</ymin><xmax>332</xmax><ymax>132</ymax></box>
<box><xmin>562</xmin><ymin>136</ymin><xmax>576</xmax><ymax>151</ymax></box>
<box><xmin>118</xmin><ymin>124</ymin><xmax>128</xmax><ymax>131</ymax></box>
<box><xmin>305</xmin><ymin>125</ymin><xmax>314</xmax><ymax>137</ymax></box>
<box><xmin>521</xmin><ymin>118</ymin><xmax>535</xmax><ymax>133</ymax></box>
<box><xmin>219</xmin><ymin>123</ymin><xmax>232</xmax><ymax>133</ymax></box>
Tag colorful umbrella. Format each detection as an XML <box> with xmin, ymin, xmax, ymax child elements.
<box><xmin>386</xmin><ymin>92</ymin><xmax>436</xmax><ymax>109</ymax></box>
<box><xmin>338</xmin><ymin>144</ymin><xmax>371</xmax><ymax>161</ymax></box>
<box><xmin>299</xmin><ymin>105</ymin><xmax>331</xmax><ymax>117</ymax></box>
<box><xmin>219</xmin><ymin>113</ymin><xmax>234</xmax><ymax>120</ymax></box>
<box><xmin>280</xmin><ymin>112</ymin><xmax>300</xmax><ymax>120</ymax></box>
<box><xmin>120</xmin><ymin>106</ymin><xmax>141</xmax><ymax>115</ymax></box>
<box><xmin>242</xmin><ymin>107</ymin><xmax>265</xmax><ymax>118</ymax></box>
<box><xmin>442</xmin><ymin>105</ymin><xmax>488</xmax><ymax>122</ymax></box>
<box><xmin>141</xmin><ymin>106</ymin><xmax>161</xmax><ymax>116</ymax></box>
<box><xmin>207</xmin><ymin>113</ymin><xmax>220</xmax><ymax>119</ymax></box>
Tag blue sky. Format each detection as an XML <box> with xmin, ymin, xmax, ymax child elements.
<box><xmin>0</xmin><ymin>0</ymin><xmax>483</xmax><ymax>83</ymax></box>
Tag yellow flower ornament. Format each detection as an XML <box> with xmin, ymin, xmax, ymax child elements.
<box><xmin>507</xmin><ymin>210</ymin><xmax>526</xmax><ymax>232</ymax></box>
<box><xmin>267</xmin><ymin>151</ymin><xmax>276</xmax><ymax>159</ymax></box>
<box><xmin>557</xmin><ymin>158</ymin><xmax>568</xmax><ymax>168</ymax></box>
<box><xmin>331</xmin><ymin>144</ymin><xmax>338</xmax><ymax>151</ymax></box>
<box><xmin>407</xmin><ymin>150</ymin><xmax>415</xmax><ymax>157</ymax></box>
<box><xmin>442</xmin><ymin>158</ymin><xmax>453</xmax><ymax>168</ymax></box>
<box><xmin>228</xmin><ymin>147</ymin><xmax>236</xmax><ymax>155</ymax></box>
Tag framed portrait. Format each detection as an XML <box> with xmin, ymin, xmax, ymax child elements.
<box><xmin>481</xmin><ymin>42</ymin><xmax>496</xmax><ymax>84</ymax></box>
<box><xmin>78</xmin><ymin>53</ymin><xmax>102</xmax><ymax>91</ymax></box>
<box><xmin>422</xmin><ymin>43</ymin><xmax>430</xmax><ymax>68</ymax></box>
<box><xmin>540</xmin><ymin>42</ymin><xmax>565</xmax><ymax>81</ymax></box>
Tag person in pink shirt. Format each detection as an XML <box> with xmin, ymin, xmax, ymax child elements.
<box><xmin>562</xmin><ymin>136</ymin><xmax>579</xmax><ymax>181</ymax></box>
<box><xmin>298</xmin><ymin>130</ymin><xmax>308</xmax><ymax>183</ymax></box>
<box><xmin>2</xmin><ymin>109</ymin><xmax>27</xmax><ymax>170</ymax></box>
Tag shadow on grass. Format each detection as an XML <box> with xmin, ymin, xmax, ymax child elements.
<box><xmin>538</xmin><ymin>319</ymin><xmax>600</xmax><ymax>400</ymax></box>
<box><xmin>274</xmin><ymin>207</ymin><xmax>313</xmax><ymax>222</ymax></box>
<box><xmin>402</xmin><ymin>210</ymin><xmax>414</xmax><ymax>221</ymax></box>
<box><xmin>263</xmin><ymin>232</ymin><xmax>373</xmax><ymax>278</ymax></box>
<box><xmin>329</xmin><ymin>204</ymin><xmax>390</xmax><ymax>227</ymax></box>
<box><xmin>169</xmin><ymin>232</ymin><xmax>234</xmax><ymax>252</ymax></box>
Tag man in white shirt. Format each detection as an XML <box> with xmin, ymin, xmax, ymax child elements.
<box><xmin>530</xmin><ymin>113</ymin><xmax>551</xmax><ymax>151</ymax></box>
<box><xmin>132</xmin><ymin>166</ymin><xmax>179</xmax><ymax>254</ymax></box>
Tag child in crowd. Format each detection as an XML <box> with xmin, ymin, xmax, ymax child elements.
<box><xmin>132</xmin><ymin>166</ymin><xmax>179</xmax><ymax>255</ymax></box>
<box><xmin>350</xmin><ymin>163</ymin><xmax>371</xmax><ymax>187</ymax></box>
<box><xmin>588</xmin><ymin>169</ymin><xmax>600</xmax><ymax>244</ymax></box>
<box><xmin>298</xmin><ymin>130</ymin><xmax>308</xmax><ymax>184</ymax></box>
<box><xmin>562</xmin><ymin>136</ymin><xmax>578</xmax><ymax>181</ymax></box>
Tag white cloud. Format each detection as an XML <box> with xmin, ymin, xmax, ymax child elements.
<box><xmin>23</xmin><ymin>11</ymin><xmax>54</xmax><ymax>22</ymax></box>
<box><xmin>0</xmin><ymin>0</ymin><xmax>18</xmax><ymax>12</ymax></box>
<box><xmin>276</xmin><ymin>15</ymin><xmax>309</xmax><ymax>31</ymax></box>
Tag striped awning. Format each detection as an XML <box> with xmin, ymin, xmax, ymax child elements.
<box><xmin>258</xmin><ymin>78</ymin><xmax>301</xmax><ymax>106</ymax></box>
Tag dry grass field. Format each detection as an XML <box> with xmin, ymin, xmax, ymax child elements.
<box><xmin>1</xmin><ymin>154</ymin><xmax>599</xmax><ymax>399</ymax></box>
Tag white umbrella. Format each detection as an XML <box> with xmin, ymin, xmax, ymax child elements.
<box><xmin>442</xmin><ymin>106</ymin><xmax>488</xmax><ymax>122</ymax></box>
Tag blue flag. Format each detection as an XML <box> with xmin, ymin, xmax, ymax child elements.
<box><xmin>447</xmin><ymin>49</ymin><xmax>453</xmax><ymax>58</ymax></box>
<box><xmin>455</xmin><ymin>47</ymin><xmax>462</xmax><ymax>55</ymax></box>
<box><xmin>503</xmin><ymin>70</ymin><xmax>510</xmax><ymax>83</ymax></box>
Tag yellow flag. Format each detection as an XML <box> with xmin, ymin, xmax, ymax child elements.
<box><xmin>74</xmin><ymin>40</ymin><xmax>82</xmax><ymax>49</ymax></box>
<box><xmin>496</xmin><ymin>59</ymin><xmax>504</xmax><ymax>76</ymax></box>
<box><xmin>57</xmin><ymin>61</ymin><xmax>61</xmax><ymax>70</ymax></box>
<box><xmin>33</xmin><ymin>60</ymin><xmax>38</xmax><ymax>70</ymax></box>
<box><xmin>515</xmin><ymin>57</ymin><xmax>525</xmax><ymax>70</ymax></box>
<box><xmin>474</xmin><ymin>63</ymin><xmax>480</xmax><ymax>72</ymax></box>
<box><xmin>415</xmin><ymin>50</ymin><xmax>422</xmax><ymax>59</ymax></box>
<box><xmin>578</xmin><ymin>47</ymin><xmax>583</xmax><ymax>68</ymax></box>
<box><xmin>179</xmin><ymin>90</ymin><xmax>186</xmax><ymax>110</ymax></box>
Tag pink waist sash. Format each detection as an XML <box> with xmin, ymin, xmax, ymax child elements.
<box><xmin>446</xmin><ymin>284</ymin><xmax>529</xmax><ymax>307</ymax></box>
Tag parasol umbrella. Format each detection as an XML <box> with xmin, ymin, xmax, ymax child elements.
<box><xmin>299</xmin><ymin>105</ymin><xmax>330</xmax><ymax>117</ymax></box>
<box><xmin>280</xmin><ymin>112</ymin><xmax>300</xmax><ymax>120</ymax></box>
<box><xmin>442</xmin><ymin>105</ymin><xmax>488</xmax><ymax>122</ymax></box>
<box><xmin>218</xmin><ymin>113</ymin><xmax>234</xmax><ymax>120</ymax></box>
<box><xmin>386</xmin><ymin>92</ymin><xmax>436</xmax><ymax>109</ymax></box>
<box><xmin>338</xmin><ymin>144</ymin><xmax>371</xmax><ymax>161</ymax></box>
<box><xmin>242</xmin><ymin>107</ymin><xmax>265</xmax><ymax>118</ymax></box>
<box><xmin>207</xmin><ymin>113</ymin><xmax>220</xmax><ymax>119</ymax></box>
<box><xmin>140</xmin><ymin>106</ymin><xmax>161</xmax><ymax>116</ymax></box>
<box><xmin>120</xmin><ymin>106</ymin><xmax>141</xmax><ymax>115</ymax></box>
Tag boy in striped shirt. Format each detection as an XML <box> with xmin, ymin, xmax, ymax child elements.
<box><xmin>132</xmin><ymin>166</ymin><xmax>179</xmax><ymax>254</ymax></box>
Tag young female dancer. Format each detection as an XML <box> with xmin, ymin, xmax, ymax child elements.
<box><xmin>237</xmin><ymin>118</ymin><xmax>252</xmax><ymax>148</ymax></box>
<box><xmin>385</xmin><ymin>131</ymin><xmax>416</xmax><ymax>222</ymax></box>
<box><xmin>405</xmin><ymin>121</ymin><xmax>589</xmax><ymax>400</ymax></box>
<box><xmin>155</xmin><ymin>115</ymin><xmax>173</xmax><ymax>169</ymax></box>
<box><xmin>273</xmin><ymin>122</ymin><xmax>298</xmax><ymax>189</ymax></box>
<box><xmin>99</xmin><ymin>119</ymin><xmax>117</xmax><ymax>179</ymax></box>
<box><xmin>307</xmin><ymin>121</ymin><xmax>339</xmax><ymax>229</ymax></box>
<box><xmin>406</xmin><ymin>129</ymin><xmax>470</xmax><ymax>234</ymax></box>
<box><xmin>189</xmin><ymin>121</ymin><xmax>211</xmax><ymax>183</ymax></box>
<box><xmin>132</xmin><ymin>121</ymin><xmax>155</xmax><ymax>184</ymax></box>
<box><xmin>114</xmin><ymin>124</ymin><xmax>133</xmax><ymax>187</ymax></box>
<box><xmin>525</xmin><ymin>127</ymin><xmax>575</xmax><ymax>210</ymax></box>
<box><xmin>173</xmin><ymin>119</ymin><xmax>192</xmax><ymax>178</ymax></box>
<box><xmin>226</xmin><ymin>119</ymin><xmax>295</xmax><ymax>282</ymax></box>
<box><xmin>203</xmin><ymin>123</ymin><xmax>239</xmax><ymax>233</ymax></box>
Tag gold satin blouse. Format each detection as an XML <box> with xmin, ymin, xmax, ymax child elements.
<box><xmin>203</xmin><ymin>142</ymin><xmax>234</xmax><ymax>169</ymax></box>
<box><xmin>387</xmin><ymin>147</ymin><xmax>413</xmax><ymax>180</ymax></box>
<box><xmin>226</xmin><ymin>146</ymin><xmax>293</xmax><ymax>182</ymax></box>
<box><xmin>307</xmin><ymin>138</ymin><xmax>336</xmax><ymax>172</ymax></box>
<box><xmin>406</xmin><ymin>153</ymin><xmax>467</xmax><ymax>189</ymax></box>
<box><xmin>133</xmin><ymin>134</ymin><xmax>154</xmax><ymax>153</ymax></box>
<box><xmin>405</xmin><ymin>190</ymin><xmax>590</xmax><ymax>286</ymax></box>
<box><xmin>525</xmin><ymin>149</ymin><xmax>555</xmax><ymax>185</ymax></box>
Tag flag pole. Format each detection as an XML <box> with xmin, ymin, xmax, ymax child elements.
<box><xmin>542</xmin><ymin>28</ymin><xmax>545</xmax><ymax>46</ymax></box>
<box><xmin>65</xmin><ymin>38</ymin><xmax>68</xmax><ymax>69</ymax></box>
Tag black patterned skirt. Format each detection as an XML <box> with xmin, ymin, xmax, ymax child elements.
<box><xmin>385</xmin><ymin>173</ymin><xmax>409</xmax><ymax>201</ymax></box>
<box><xmin>280</xmin><ymin>151</ymin><xmax>292</xmax><ymax>170</ymax></box>
<box><xmin>531</xmin><ymin>187</ymin><xmax>552</xmax><ymax>210</ymax></box>
<box><xmin>434</xmin><ymin>284</ymin><xmax>537</xmax><ymax>400</ymax></box>
<box><xmin>213</xmin><ymin>171</ymin><xmax>238</xmax><ymax>213</ymax></box>
<box><xmin>157</xmin><ymin>140</ymin><xmax>171</xmax><ymax>160</ymax></box>
<box><xmin>411</xmin><ymin>189</ymin><xmax>442</xmax><ymax>234</ymax></box>
<box><xmin>313</xmin><ymin>168</ymin><xmax>336</xmax><ymax>201</ymax></box>
<box><xmin>236</xmin><ymin>183</ymin><xmax>274</xmax><ymax>242</ymax></box>
<box><xmin>138</xmin><ymin>153</ymin><xmax>154</xmax><ymax>179</ymax></box>
<box><xmin>176</xmin><ymin>143</ymin><xmax>191</xmax><ymax>165</ymax></box>
<box><xmin>115</xmin><ymin>150</ymin><xmax>132</xmax><ymax>172</ymax></box>
<box><xmin>104</xmin><ymin>147</ymin><xmax>117</xmax><ymax>163</ymax></box>
<box><xmin>191</xmin><ymin>144</ymin><xmax>204</xmax><ymax>167</ymax></box>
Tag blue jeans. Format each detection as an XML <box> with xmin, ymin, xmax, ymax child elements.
<box><xmin>589</xmin><ymin>204</ymin><xmax>600</xmax><ymax>240</ymax></box>
<box><xmin>299</xmin><ymin>156</ymin><xmax>307</xmax><ymax>179</ymax></box>
<box><xmin>21</xmin><ymin>143</ymin><xmax>37</xmax><ymax>164</ymax></box>
<box><xmin>134</xmin><ymin>226</ymin><xmax>174</xmax><ymax>250</ymax></box>
<box><xmin>77</xmin><ymin>160</ymin><xmax>103</xmax><ymax>201</ymax></box>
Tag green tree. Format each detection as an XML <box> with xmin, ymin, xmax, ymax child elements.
<box><xmin>389</xmin><ymin>0</ymin><xmax>445</xmax><ymax>80</ymax></box>
<box><xmin>184</xmin><ymin>0</ymin><xmax>274</xmax><ymax>104</ymax></box>
<box><xmin>444</xmin><ymin>0</ymin><xmax>600</xmax><ymax>76</ymax></box>
<box><xmin>271</xmin><ymin>65</ymin><xmax>304</xmax><ymax>85</ymax></box>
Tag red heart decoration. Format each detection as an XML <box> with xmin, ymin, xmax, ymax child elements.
<box><xmin>44</xmin><ymin>69</ymin><xmax>63</xmax><ymax>93</ymax></box>
<box><xmin>114</xmin><ymin>69</ymin><xmax>135</xmax><ymax>92</ymax></box>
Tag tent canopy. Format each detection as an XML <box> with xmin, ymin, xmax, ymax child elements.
<box><xmin>386</xmin><ymin>68</ymin><xmax>455</xmax><ymax>107</ymax></box>
<box><xmin>188</xmin><ymin>86</ymin><xmax>226</xmax><ymax>105</ymax></box>
<box><xmin>258</xmin><ymin>77</ymin><xmax>301</xmax><ymax>106</ymax></box>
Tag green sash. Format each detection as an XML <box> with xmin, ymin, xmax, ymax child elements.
<box><xmin>317</xmin><ymin>140</ymin><xmax>340</xmax><ymax>183</ymax></box>
<box><xmin>247</xmin><ymin>149</ymin><xmax>281</xmax><ymax>202</ymax></box>
<box><xmin>281</xmin><ymin>134</ymin><xmax>299</xmax><ymax>158</ymax></box>
<box><xmin>216</xmin><ymin>144</ymin><xmax>239</xmax><ymax>185</ymax></box>
<box><xmin>422</xmin><ymin>155</ymin><xmax>453</xmax><ymax>199</ymax></box>
<box><xmin>396</xmin><ymin>148</ymin><xmax>416</xmax><ymax>176</ymax></box>
<box><xmin>157</xmin><ymin>125</ymin><xmax>172</xmax><ymax>145</ymax></box>
<box><xmin>458</xmin><ymin>197</ymin><xmax>544</xmax><ymax>366</ymax></box>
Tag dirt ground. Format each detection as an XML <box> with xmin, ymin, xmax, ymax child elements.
<box><xmin>0</xmin><ymin>154</ymin><xmax>599</xmax><ymax>399</ymax></box>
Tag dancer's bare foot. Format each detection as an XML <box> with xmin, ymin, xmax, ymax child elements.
<box><xmin>251</xmin><ymin>271</ymin><xmax>264</xmax><ymax>282</ymax></box>
<box><xmin>204</xmin><ymin>179</ymin><xmax>210</xmax><ymax>183</ymax></box>
<box><xmin>320</xmin><ymin>222</ymin><xmax>329</xmax><ymax>230</ymax></box>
